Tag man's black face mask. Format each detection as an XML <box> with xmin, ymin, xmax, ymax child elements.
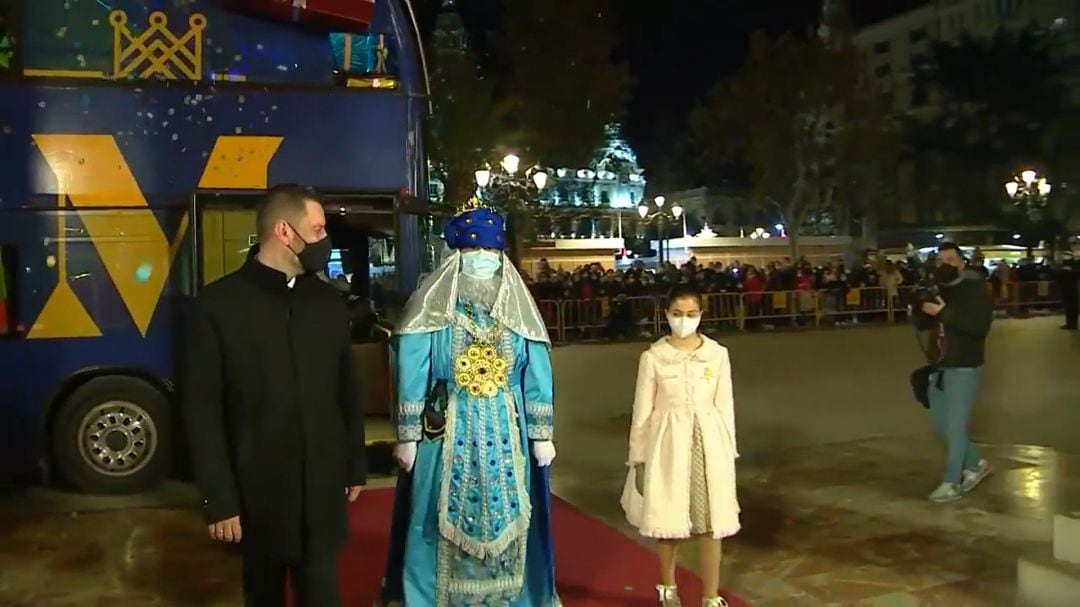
<box><xmin>933</xmin><ymin>263</ymin><xmax>960</xmax><ymax>285</ymax></box>
<box><xmin>287</xmin><ymin>222</ymin><xmax>332</xmax><ymax>274</ymax></box>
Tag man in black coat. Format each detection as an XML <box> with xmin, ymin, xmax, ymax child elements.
<box><xmin>183</xmin><ymin>184</ymin><xmax>366</xmax><ymax>607</ymax></box>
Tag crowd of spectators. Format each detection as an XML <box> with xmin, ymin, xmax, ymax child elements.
<box><xmin>523</xmin><ymin>248</ymin><xmax>1065</xmax><ymax>303</ymax></box>
<box><xmin>520</xmin><ymin>249</ymin><xmax>1071</xmax><ymax>338</ymax></box>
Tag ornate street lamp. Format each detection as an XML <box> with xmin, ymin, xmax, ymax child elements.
<box><xmin>1005</xmin><ymin>169</ymin><xmax>1052</xmax><ymax>221</ymax></box>
<box><xmin>637</xmin><ymin>195</ymin><xmax>683</xmax><ymax>265</ymax></box>
<box><xmin>474</xmin><ymin>153</ymin><xmax>548</xmax><ymax>265</ymax></box>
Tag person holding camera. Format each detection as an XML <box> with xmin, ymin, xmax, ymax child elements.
<box><xmin>917</xmin><ymin>242</ymin><xmax>994</xmax><ymax>503</ymax></box>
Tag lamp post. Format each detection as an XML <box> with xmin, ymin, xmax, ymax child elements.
<box><xmin>1005</xmin><ymin>169</ymin><xmax>1052</xmax><ymax>221</ymax></box>
<box><xmin>475</xmin><ymin>153</ymin><xmax>549</xmax><ymax>267</ymax></box>
<box><xmin>637</xmin><ymin>195</ymin><xmax>684</xmax><ymax>266</ymax></box>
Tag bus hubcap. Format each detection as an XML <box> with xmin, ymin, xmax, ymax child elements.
<box><xmin>78</xmin><ymin>401</ymin><xmax>157</xmax><ymax>477</ymax></box>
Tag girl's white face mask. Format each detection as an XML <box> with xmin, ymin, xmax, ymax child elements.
<box><xmin>666</xmin><ymin>314</ymin><xmax>701</xmax><ymax>338</ymax></box>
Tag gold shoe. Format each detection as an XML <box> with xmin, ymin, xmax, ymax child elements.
<box><xmin>656</xmin><ymin>584</ymin><xmax>682</xmax><ymax>606</ymax></box>
<box><xmin>703</xmin><ymin>597</ymin><xmax>729</xmax><ymax>607</ymax></box>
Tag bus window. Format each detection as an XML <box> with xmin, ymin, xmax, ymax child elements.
<box><xmin>0</xmin><ymin>244</ymin><xmax>20</xmax><ymax>337</ymax></box>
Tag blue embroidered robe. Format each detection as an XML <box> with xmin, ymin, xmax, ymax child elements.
<box><xmin>382</xmin><ymin>303</ymin><xmax>558</xmax><ymax>606</ymax></box>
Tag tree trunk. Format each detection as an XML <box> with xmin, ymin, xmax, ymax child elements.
<box><xmin>788</xmin><ymin>228</ymin><xmax>800</xmax><ymax>263</ymax></box>
<box><xmin>837</xmin><ymin>198</ymin><xmax>852</xmax><ymax>236</ymax></box>
<box><xmin>860</xmin><ymin>207</ymin><xmax>879</xmax><ymax>250</ymax></box>
<box><xmin>445</xmin><ymin>167</ymin><xmax>475</xmax><ymax>207</ymax></box>
<box><xmin>505</xmin><ymin>208</ymin><xmax>525</xmax><ymax>271</ymax></box>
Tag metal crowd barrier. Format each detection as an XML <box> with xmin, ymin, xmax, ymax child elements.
<box><xmin>537</xmin><ymin>280</ymin><xmax>1069</xmax><ymax>343</ymax></box>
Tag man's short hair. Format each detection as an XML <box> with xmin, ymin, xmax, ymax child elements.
<box><xmin>938</xmin><ymin>241</ymin><xmax>967</xmax><ymax>261</ymax></box>
<box><xmin>256</xmin><ymin>184</ymin><xmax>320</xmax><ymax>240</ymax></box>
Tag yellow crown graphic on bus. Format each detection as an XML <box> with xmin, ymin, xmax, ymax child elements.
<box><xmin>110</xmin><ymin>10</ymin><xmax>206</xmax><ymax>80</ymax></box>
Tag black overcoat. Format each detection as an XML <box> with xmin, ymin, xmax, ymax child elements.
<box><xmin>182</xmin><ymin>259</ymin><xmax>367</xmax><ymax>559</ymax></box>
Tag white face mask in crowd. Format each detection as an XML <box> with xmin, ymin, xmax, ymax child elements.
<box><xmin>666</xmin><ymin>314</ymin><xmax>701</xmax><ymax>338</ymax></box>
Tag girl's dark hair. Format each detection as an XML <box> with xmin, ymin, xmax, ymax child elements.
<box><xmin>667</xmin><ymin>284</ymin><xmax>703</xmax><ymax>308</ymax></box>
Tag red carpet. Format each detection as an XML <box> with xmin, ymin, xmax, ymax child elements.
<box><xmin>306</xmin><ymin>489</ymin><xmax>747</xmax><ymax>606</ymax></box>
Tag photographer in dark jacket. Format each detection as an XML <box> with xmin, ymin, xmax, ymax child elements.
<box><xmin>1060</xmin><ymin>253</ymin><xmax>1078</xmax><ymax>331</ymax></box>
<box><xmin>918</xmin><ymin>242</ymin><xmax>993</xmax><ymax>503</ymax></box>
<box><xmin>183</xmin><ymin>185</ymin><xmax>366</xmax><ymax>606</ymax></box>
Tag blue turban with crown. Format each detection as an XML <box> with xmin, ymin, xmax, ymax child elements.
<box><xmin>442</xmin><ymin>200</ymin><xmax>506</xmax><ymax>250</ymax></box>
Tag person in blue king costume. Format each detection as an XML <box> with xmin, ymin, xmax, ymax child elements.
<box><xmin>380</xmin><ymin>200</ymin><xmax>560</xmax><ymax>606</ymax></box>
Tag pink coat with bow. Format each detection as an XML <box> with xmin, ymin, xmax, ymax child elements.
<box><xmin>621</xmin><ymin>336</ymin><xmax>740</xmax><ymax>539</ymax></box>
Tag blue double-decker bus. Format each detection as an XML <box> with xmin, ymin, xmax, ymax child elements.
<box><xmin>0</xmin><ymin>0</ymin><xmax>433</xmax><ymax>493</ymax></box>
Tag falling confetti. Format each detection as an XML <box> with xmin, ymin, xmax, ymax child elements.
<box><xmin>134</xmin><ymin>263</ymin><xmax>153</xmax><ymax>283</ymax></box>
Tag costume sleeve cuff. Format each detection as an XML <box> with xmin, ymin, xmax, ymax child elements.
<box><xmin>526</xmin><ymin>402</ymin><xmax>554</xmax><ymax>440</ymax></box>
<box><xmin>398</xmin><ymin>400</ymin><xmax>424</xmax><ymax>442</ymax></box>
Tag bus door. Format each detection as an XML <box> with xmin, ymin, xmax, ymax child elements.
<box><xmin>321</xmin><ymin>197</ymin><xmax>397</xmax><ymax>443</ymax></box>
<box><xmin>192</xmin><ymin>192</ymin><xmax>398</xmax><ymax>446</ymax></box>
<box><xmin>194</xmin><ymin>192</ymin><xmax>261</xmax><ymax>287</ymax></box>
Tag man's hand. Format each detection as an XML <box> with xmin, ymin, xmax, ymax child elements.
<box><xmin>921</xmin><ymin>297</ymin><xmax>946</xmax><ymax>317</ymax></box>
<box><xmin>394</xmin><ymin>441</ymin><xmax>418</xmax><ymax>473</ymax></box>
<box><xmin>208</xmin><ymin>516</ymin><xmax>242</xmax><ymax>543</ymax></box>
<box><xmin>345</xmin><ymin>485</ymin><xmax>363</xmax><ymax>502</ymax></box>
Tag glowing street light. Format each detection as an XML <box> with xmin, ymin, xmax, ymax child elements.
<box><xmin>474</xmin><ymin>167</ymin><xmax>491</xmax><ymax>188</ymax></box>
<box><xmin>1005</xmin><ymin>169</ymin><xmax>1052</xmax><ymax>220</ymax></box>
<box><xmin>531</xmin><ymin>169</ymin><xmax>548</xmax><ymax>191</ymax></box>
<box><xmin>638</xmin><ymin>196</ymin><xmax>682</xmax><ymax>264</ymax></box>
<box><xmin>473</xmin><ymin>153</ymin><xmax>548</xmax><ymax>265</ymax></box>
<box><xmin>501</xmin><ymin>153</ymin><xmax>521</xmax><ymax>175</ymax></box>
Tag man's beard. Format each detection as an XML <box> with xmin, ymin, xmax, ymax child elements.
<box><xmin>458</xmin><ymin>272</ymin><xmax>501</xmax><ymax>310</ymax></box>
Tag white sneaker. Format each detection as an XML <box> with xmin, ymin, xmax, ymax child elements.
<box><xmin>960</xmin><ymin>459</ymin><xmax>991</xmax><ymax>493</ymax></box>
<box><xmin>703</xmin><ymin>597</ymin><xmax>729</xmax><ymax>607</ymax></box>
<box><xmin>928</xmin><ymin>482</ymin><xmax>962</xmax><ymax>503</ymax></box>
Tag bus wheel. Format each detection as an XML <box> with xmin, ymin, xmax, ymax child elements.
<box><xmin>52</xmin><ymin>376</ymin><xmax>172</xmax><ymax>494</ymax></box>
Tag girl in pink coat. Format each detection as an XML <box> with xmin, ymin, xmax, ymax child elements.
<box><xmin>621</xmin><ymin>285</ymin><xmax>739</xmax><ymax>607</ymax></box>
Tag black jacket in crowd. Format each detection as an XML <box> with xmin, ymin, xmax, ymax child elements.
<box><xmin>931</xmin><ymin>269</ymin><xmax>994</xmax><ymax>368</ymax></box>
<box><xmin>182</xmin><ymin>259</ymin><xmax>367</xmax><ymax>559</ymax></box>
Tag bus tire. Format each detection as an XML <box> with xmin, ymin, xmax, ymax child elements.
<box><xmin>52</xmin><ymin>376</ymin><xmax>172</xmax><ymax>494</ymax></box>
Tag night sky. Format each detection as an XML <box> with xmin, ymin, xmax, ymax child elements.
<box><xmin>419</xmin><ymin>0</ymin><xmax>928</xmax><ymax>183</ymax></box>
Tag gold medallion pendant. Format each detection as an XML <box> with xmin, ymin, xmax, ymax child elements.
<box><xmin>454</xmin><ymin>342</ymin><xmax>509</xmax><ymax>398</ymax></box>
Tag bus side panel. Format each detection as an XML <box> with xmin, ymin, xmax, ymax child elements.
<box><xmin>0</xmin><ymin>83</ymin><xmax>413</xmax><ymax>210</ymax></box>
<box><xmin>0</xmin><ymin>208</ymin><xmax>189</xmax><ymax>483</ymax></box>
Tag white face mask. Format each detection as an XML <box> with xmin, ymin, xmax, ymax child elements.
<box><xmin>666</xmin><ymin>314</ymin><xmax>701</xmax><ymax>338</ymax></box>
<box><xmin>461</xmin><ymin>250</ymin><xmax>502</xmax><ymax>280</ymax></box>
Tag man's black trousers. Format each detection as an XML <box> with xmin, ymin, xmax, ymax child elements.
<box><xmin>242</xmin><ymin>550</ymin><xmax>341</xmax><ymax>607</ymax></box>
